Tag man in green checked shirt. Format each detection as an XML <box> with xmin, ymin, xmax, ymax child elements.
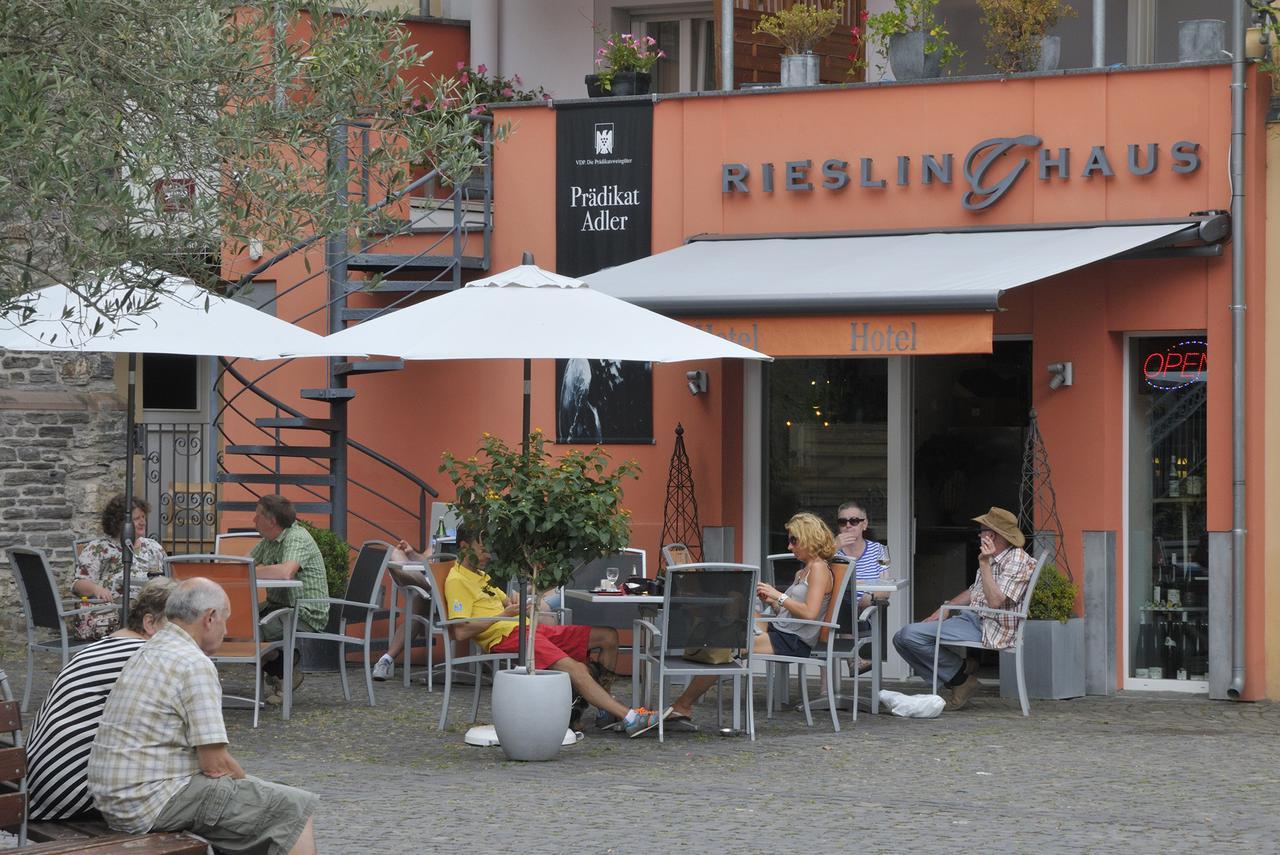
<box><xmin>251</xmin><ymin>494</ymin><xmax>329</xmax><ymax>704</ymax></box>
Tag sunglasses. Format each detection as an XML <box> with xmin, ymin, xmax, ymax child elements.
<box><xmin>837</xmin><ymin>517</ymin><xmax>865</xmax><ymax>527</ymax></box>
<box><xmin>787</xmin><ymin>534</ymin><xmax>798</xmax><ymax>545</ymax></box>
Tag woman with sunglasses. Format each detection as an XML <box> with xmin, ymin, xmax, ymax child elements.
<box><xmin>834</xmin><ymin>500</ymin><xmax>886</xmax><ymax>674</ymax></box>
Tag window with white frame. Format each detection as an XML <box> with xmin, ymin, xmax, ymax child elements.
<box><xmin>630</xmin><ymin>8</ymin><xmax>718</xmax><ymax>94</ymax></box>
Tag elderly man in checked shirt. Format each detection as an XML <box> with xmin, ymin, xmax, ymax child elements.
<box><xmin>250</xmin><ymin>494</ymin><xmax>330</xmax><ymax>704</ymax></box>
<box><xmin>892</xmin><ymin>506</ymin><xmax>1037</xmax><ymax>711</ymax></box>
<box><xmin>88</xmin><ymin>577</ymin><xmax>318</xmax><ymax>854</ymax></box>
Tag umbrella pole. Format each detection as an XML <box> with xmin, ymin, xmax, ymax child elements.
<box><xmin>517</xmin><ymin>357</ymin><xmax>531</xmax><ymax>670</ymax></box>
<box><xmin>120</xmin><ymin>353</ymin><xmax>137</xmax><ymax>630</ymax></box>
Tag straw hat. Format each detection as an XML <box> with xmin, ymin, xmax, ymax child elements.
<box><xmin>971</xmin><ymin>506</ymin><xmax>1025</xmax><ymax>548</ymax></box>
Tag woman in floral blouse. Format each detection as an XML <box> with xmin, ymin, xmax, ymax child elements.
<box><xmin>72</xmin><ymin>494</ymin><xmax>167</xmax><ymax>638</ymax></box>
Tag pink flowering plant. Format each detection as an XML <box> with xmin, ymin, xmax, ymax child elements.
<box><xmin>594</xmin><ymin>32</ymin><xmax>665</xmax><ymax>92</ymax></box>
<box><xmin>451</xmin><ymin>61</ymin><xmax>550</xmax><ymax>108</ymax></box>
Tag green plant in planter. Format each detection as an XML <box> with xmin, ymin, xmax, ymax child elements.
<box><xmin>1027</xmin><ymin>563</ymin><xmax>1079</xmax><ymax>623</ymax></box>
<box><xmin>440</xmin><ymin>430</ymin><xmax>640</xmax><ymax>663</ymax></box>
<box><xmin>298</xmin><ymin>520</ymin><xmax>351</xmax><ymax>599</ymax></box>
<box><xmin>850</xmin><ymin>0</ymin><xmax>963</xmax><ymax>76</ymax></box>
<box><xmin>593</xmin><ymin>31</ymin><xmax>666</xmax><ymax>92</ymax></box>
<box><xmin>755</xmin><ymin>1</ymin><xmax>844</xmax><ymax>55</ymax></box>
<box><xmin>978</xmin><ymin>0</ymin><xmax>1076</xmax><ymax>74</ymax></box>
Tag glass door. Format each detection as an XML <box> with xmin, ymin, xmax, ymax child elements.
<box><xmin>1126</xmin><ymin>335</ymin><xmax>1209</xmax><ymax>690</ymax></box>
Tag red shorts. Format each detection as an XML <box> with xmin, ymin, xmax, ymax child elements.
<box><xmin>491</xmin><ymin>624</ymin><xmax>592</xmax><ymax>670</ymax></box>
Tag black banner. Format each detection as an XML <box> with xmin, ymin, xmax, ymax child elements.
<box><xmin>556</xmin><ymin>101</ymin><xmax>653</xmax><ymax>277</ymax></box>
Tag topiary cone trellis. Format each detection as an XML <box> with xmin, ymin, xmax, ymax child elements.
<box><xmin>660</xmin><ymin>423</ymin><xmax>702</xmax><ymax>568</ymax></box>
<box><xmin>1018</xmin><ymin>407</ymin><xmax>1072</xmax><ymax>582</ymax></box>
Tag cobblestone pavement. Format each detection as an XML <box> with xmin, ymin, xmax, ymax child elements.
<box><xmin>6</xmin><ymin>648</ymin><xmax>1280</xmax><ymax>854</ymax></box>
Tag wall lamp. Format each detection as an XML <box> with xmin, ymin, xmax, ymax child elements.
<box><xmin>686</xmin><ymin>370</ymin><xmax>708</xmax><ymax>396</ymax></box>
<box><xmin>1047</xmin><ymin>361</ymin><xmax>1074</xmax><ymax>390</ymax></box>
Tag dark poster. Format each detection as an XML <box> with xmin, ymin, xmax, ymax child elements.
<box><xmin>556</xmin><ymin>359</ymin><xmax>654</xmax><ymax>445</ymax></box>
<box><xmin>555</xmin><ymin>101</ymin><xmax>653</xmax><ymax>277</ymax></box>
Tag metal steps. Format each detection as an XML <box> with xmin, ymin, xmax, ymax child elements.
<box><xmin>347</xmin><ymin>253</ymin><xmax>485</xmax><ymax>272</ymax></box>
<box><xmin>218</xmin><ymin>472</ymin><xmax>336</xmax><ymax>486</ymax></box>
<box><xmin>226</xmin><ymin>444</ymin><xmax>337</xmax><ymax>459</ymax></box>
<box><xmin>334</xmin><ymin>360</ymin><xmax>404</xmax><ymax>376</ymax></box>
<box><xmin>344</xmin><ymin>278</ymin><xmax>457</xmax><ymax>295</ymax></box>
<box><xmin>299</xmin><ymin>388</ymin><xmax>357</xmax><ymax>401</ymax></box>
<box><xmin>219</xmin><ymin>500</ymin><xmax>332</xmax><ymax>515</ymax></box>
<box><xmin>255</xmin><ymin>416</ymin><xmax>340</xmax><ymax>431</ymax></box>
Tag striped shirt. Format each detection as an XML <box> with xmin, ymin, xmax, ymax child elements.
<box><xmin>250</xmin><ymin>522</ymin><xmax>330</xmax><ymax>631</ymax></box>
<box><xmin>25</xmin><ymin>636</ymin><xmax>146</xmax><ymax>820</ymax></box>
<box><xmin>837</xmin><ymin>539</ymin><xmax>886</xmax><ymax>598</ymax></box>
<box><xmin>87</xmin><ymin>622</ymin><xmax>228</xmax><ymax>834</ymax></box>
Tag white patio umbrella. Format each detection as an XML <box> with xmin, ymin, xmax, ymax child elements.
<box><xmin>0</xmin><ymin>273</ymin><xmax>336</xmax><ymax>625</ymax></box>
<box><xmin>304</xmin><ymin>258</ymin><xmax>772</xmax><ymax>663</ymax></box>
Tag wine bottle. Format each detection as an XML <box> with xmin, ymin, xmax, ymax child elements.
<box><xmin>1134</xmin><ymin>618</ymin><xmax>1153</xmax><ymax>679</ymax></box>
<box><xmin>1148</xmin><ymin>617</ymin><xmax>1165</xmax><ymax>679</ymax></box>
<box><xmin>1152</xmin><ymin>560</ymin><xmax>1164</xmax><ymax>606</ymax></box>
<box><xmin>1162</xmin><ymin>619</ymin><xmax>1182</xmax><ymax>681</ymax></box>
<box><xmin>1173</xmin><ymin>621</ymin><xmax>1188</xmax><ymax>680</ymax></box>
<box><xmin>1166</xmin><ymin>553</ymin><xmax>1182</xmax><ymax>608</ymax></box>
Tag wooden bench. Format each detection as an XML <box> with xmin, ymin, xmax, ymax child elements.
<box><xmin>0</xmin><ymin>674</ymin><xmax>207</xmax><ymax>854</ymax></box>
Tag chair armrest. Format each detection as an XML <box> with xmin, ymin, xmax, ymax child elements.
<box><xmin>259</xmin><ymin>607</ymin><xmax>294</xmax><ymax>628</ymax></box>
<box><xmin>940</xmin><ymin>602</ymin><xmax>1022</xmax><ymax>620</ymax></box>
<box><xmin>400</xmin><ymin>584</ymin><xmax>432</xmax><ymax>602</ymax></box>
<box><xmin>60</xmin><ymin>602</ymin><xmax>119</xmax><ymax>619</ymax></box>
<box><xmin>440</xmin><ymin>615</ymin><xmax>516</xmax><ymax>627</ymax></box>
<box><xmin>755</xmin><ymin>615</ymin><xmax>838</xmax><ymax>629</ymax></box>
<box><xmin>296</xmin><ymin>597</ymin><xmax>375</xmax><ymax>611</ymax></box>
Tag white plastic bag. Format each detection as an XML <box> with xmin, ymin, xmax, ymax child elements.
<box><xmin>878</xmin><ymin>689</ymin><xmax>945</xmax><ymax>719</ymax></box>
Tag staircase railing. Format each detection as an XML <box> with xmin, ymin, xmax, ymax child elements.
<box><xmin>213</xmin><ymin>116</ymin><xmax>493</xmax><ymax>546</ymax></box>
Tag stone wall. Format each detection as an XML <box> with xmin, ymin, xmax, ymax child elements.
<box><xmin>0</xmin><ymin>351</ymin><xmax>126</xmax><ymax>623</ymax></box>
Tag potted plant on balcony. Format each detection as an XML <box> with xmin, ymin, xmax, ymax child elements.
<box><xmin>441</xmin><ymin>430</ymin><xmax>638</xmax><ymax>761</ymax></box>
<box><xmin>978</xmin><ymin>0</ymin><xmax>1076</xmax><ymax>74</ymax></box>
<box><xmin>586</xmin><ymin>32</ymin><xmax>665</xmax><ymax>97</ymax></box>
<box><xmin>754</xmin><ymin>1</ymin><xmax>844</xmax><ymax>87</ymax></box>
<box><xmin>855</xmin><ymin>0</ymin><xmax>963</xmax><ymax>81</ymax></box>
<box><xmin>999</xmin><ymin>563</ymin><xmax>1085</xmax><ymax>700</ymax></box>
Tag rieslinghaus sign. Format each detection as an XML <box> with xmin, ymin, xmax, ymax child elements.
<box><xmin>721</xmin><ymin>134</ymin><xmax>1202</xmax><ymax>210</ymax></box>
<box><xmin>556</xmin><ymin>101</ymin><xmax>653</xmax><ymax>277</ymax></box>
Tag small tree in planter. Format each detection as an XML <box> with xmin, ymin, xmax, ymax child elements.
<box><xmin>978</xmin><ymin>0</ymin><xmax>1076</xmax><ymax>74</ymax></box>
<box><xmin>1001</xmin><ymin>563</ymin><xmax>1085</xmax><ymax>700</ymax></box>
<box><xmin>755</xmin><ymin>1</ymin><xmax>845</xmax><ymax>87</ymax></box>
<box><xmin>441</xmin><ymin>430</ymin><xmax>639</xmax><ymax>760</ymax></box>
<box><xmin>853</xmin><ymin>0</ymin><xmax>963</xmax><ymax>80</ymax></box>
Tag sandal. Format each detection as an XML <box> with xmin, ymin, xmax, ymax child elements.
<box><xmin>856</xmin><ymin>659</ymin><xmax>873</xmax><ymax>675</ymax></box>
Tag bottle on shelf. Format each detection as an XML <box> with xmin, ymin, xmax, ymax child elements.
<box><xmin>1165</xmin><ymin>553</ymin><xmax>1182</xmax><ymax>608</ymax></box>
<box><xmin>1152</xmin><ymin>559</ymin><xmax>1164</xmax><ymax>606</ymax></box>
<box><xmin>1162</xmin><ymin>618</ymin><xmax>1182</xmax><ymax>681</ymax></box>
<box><xmin>1134</xmin><ymin>617</ymin><xmax>1154</xmax><ymax>679</ymax></box>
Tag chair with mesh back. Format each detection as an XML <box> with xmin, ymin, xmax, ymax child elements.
<box><xmin>418</xmin><ymin>560</ymin><xmax>516</xmax><ymax>730</ymax></box>
<box><xmin>758</xmin><ymin>559</ymin><xmax>854</xmax><ymax>732</ymax></box>
<box><xmin>4</xmin><ymin>547</ymin><xmax>118</xmax><ymax>712</ymax></box>
<box><xmin>660</xmin><ymin>543</ymin><xmax>692</xmax><ymax>570</ymax></box>
<box><xmin>291</xmin><ymin>540</ymin><xmax>391</xmax><ymax>708</ymax></box>
<box><xmin>557</xmin><ymin>547</ymin><xmax>647</xmax><ymax>627</ymax></box>
<box><xmin>392</xmin><ymin>554</ymin><xmax>455</xmax><ymax>690</ymax></box>
<box><xmin>165</xmin><ymin>554</ymin><xmax>292</xmax><ymax>727</ymax></box>
<box><xmin>633</xmin><ymin>563</ymin><xmax>759</xmax><ymax>742</ymax></box>
<box><xmin>213</xmin><ymin>532</ymin><xmax>261</xmax><ymax>558</ymax></box>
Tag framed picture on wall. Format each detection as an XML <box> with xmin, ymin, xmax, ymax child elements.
<box><xmin>555</xmin><ymin>359</ymin><xmax>654</xmax><ymax>445</ymax></box>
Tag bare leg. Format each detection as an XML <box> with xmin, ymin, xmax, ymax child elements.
<box><xmin>288</xmin><ymin>817</ymin><xmax>316</xmax><ymax>855</ymax></box>
<box><xmin>386</xmin><ymin>567</ymin><xmax>430</xmax><ymax>661</ymax></box>
<box><xmin>587</xmin><ymin>626</ymin><xmax>619</xmax><ymax>673</ymax></box>
<box><xmin>549</xmin><ymin>656</ymin><xmax>629</xmax><ymax>720</ymax></box>
<box><xmin>669</xmin><ymin>633</ymin><xmax>774</xmax><ymax>718</ymax></box>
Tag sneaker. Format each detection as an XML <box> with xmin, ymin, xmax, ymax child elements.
<box><xmin>945</xmin><ymin>673</ymin><xmax>980</xmax><ymax>711</ymax></box>
<box><xmin>595</xmin><ymin>709</ymin><xmax>623</xmax><ymax>732</ymax></box>
<box><xmin>625</xmin><ymin>708</ymin><xmax>661</xmax><ymax>739</ymax></box>
<box><xmin>265</xmin><ymin>690</ymin><xmax>284</xmax><ymax>706</ymax></box>
<box><xmin>373</xmin><ymin>655</ymin><xmax>395</xmax><ymax>682</ymax></box>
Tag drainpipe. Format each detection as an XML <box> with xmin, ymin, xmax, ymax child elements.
<box><xmin>721</xmin><ymin>0</ymin><xmax>733</xmax><ymax>91</ymax></box>
<box><xmin>1093</xmin><ymin>0</ymin><xmax>1105</xmax><ymax>67</ymax></box>
<box><xmin>1228</xmin><ymin>0</ymin><xmax>1247</xmax><ymax>700</ymax></box>
<box><xmin>471</xmin><ymin>0</ymin><xmax>498</xmax><ymax>77</ymax></box>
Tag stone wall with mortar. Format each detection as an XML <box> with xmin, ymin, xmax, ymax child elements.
<box><xmin>0</xmin><ymin>351</ymin><xmax>126</xmax><ymax>627</ymax></box>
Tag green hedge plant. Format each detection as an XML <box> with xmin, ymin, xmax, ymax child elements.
<box><xmin>1027</xmin><ymin>563</ymin><xmax>1078</xmax><ymax>623</ymax></box>
<box><xmin>298</xmin><ymin>520</ymin><xmax>351</xmax><ymax>599</ymax></box>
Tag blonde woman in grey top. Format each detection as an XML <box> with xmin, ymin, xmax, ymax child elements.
<box><xmin>660</xmin><ymin>511</ymin><xmax>835</xmax><ymax>727</ymax></box>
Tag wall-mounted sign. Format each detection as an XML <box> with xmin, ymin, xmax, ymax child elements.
<box><xmin>683</xmin><ymin>312</ymin><xmax>995</xmax><ymax>357</ymax></box>
<box><xmin>721</xmin><ymin>135</ymin><xmax>1201</xmax><ymax>211</ymax></box>
<box><xmin>1142</xmin><ymin>338</ymin><xmax>1207</xmax><ymax>390</ymax></box>
<box><xmin>556</xmin><ymin>101</ymin><xmax>653</xmax><ymax>277</ymax></box>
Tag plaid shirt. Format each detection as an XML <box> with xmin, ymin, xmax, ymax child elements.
<box><xmin>87</xmin><ymin>622</ymin><xmax>228</xmax><ymax>833</ymax></box>
<box><xmin>967</xmin><ymin>546</ymin><xmax>1037</xmax><ymax>649</ymax></box>
<box><xmin>251</xmin><ymin>522</ymin><xmax>330</xmax><ymax>631</ymax></box>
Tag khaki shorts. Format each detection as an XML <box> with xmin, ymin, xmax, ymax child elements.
<box><xmin>152</xmin><ymin>773</ymin><xmax>317</xmax><ymax>855</ymax></box>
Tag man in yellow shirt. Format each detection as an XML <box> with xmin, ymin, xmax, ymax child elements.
<box><xmin>444</xmin><ymin>524</ymin><xmax>660</xmax><ymax>738</ymax></box>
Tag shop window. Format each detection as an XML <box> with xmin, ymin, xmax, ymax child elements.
<box><xmin>1127</xmin><ymin>335</ymin><xmax>1208</xmax><ymax>687</ymax></box>
<box><xmin>633</xmin><ymin>13</ymin><xmax>717</xmax><ymax>93</ymax></box>
<box><xmin>142</xmin><ymin>354</ymin><xmax>200</xmax><ymax>411</ymax></box>
<box><xmin>765</xmin><ymin>358</ymin><xmax>888</xmax><ymax>556</ymax></box>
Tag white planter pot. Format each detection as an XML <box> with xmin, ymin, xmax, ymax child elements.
<box><xmin>780</xmin><ymin>52</ymin><xmax>820</xmax><ymax>87</ymax></box>
<box><xmin>1000</xmin><ymin>617</ymin><xmax>1085</xmax><ymax>700</ymax></box>
<box><xmin>491</xmin><ymin>667</ymin><xmax>571</xmax><ymax>762</ymax></box>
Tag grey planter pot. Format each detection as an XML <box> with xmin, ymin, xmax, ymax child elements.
<box><xmin>888</xmin><ymin>31</ymin><xmax>941</xmax><ymax>81</ymax></box>
<box><xmin>1179</xmin><ymin>19</ymin><xmax>1226</xmax><ymax>63</ymax></box>
<box><xmin>491</xmin><ymin>667</ymin><xmax>571</xmax><ymax>762</ymax></box>
<box><xmin>1000</xmin><ymin>617</ymin><xmax>1085</xmax><ymax>700</ymax></box>
<box><xmin>780</xmin><ymin>52</ymin><xmax>820</xmax><ymax>87</ymax></box>
<box><xmin>1037</xmin><ymin>35</ymin><xmax>1061</xmax><ymax>72</ymax></box>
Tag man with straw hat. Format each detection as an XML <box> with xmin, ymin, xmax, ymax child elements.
<box><xmin>892</xmin><ymin>506</ymin><xmax>1036</xmax><ymax>711</ymax></box>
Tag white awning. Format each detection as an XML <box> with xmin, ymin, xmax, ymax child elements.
<box><xmin>582</xmin><ymin>223</ymin><xmax>1196</xmax><ymax>314</ymax></box>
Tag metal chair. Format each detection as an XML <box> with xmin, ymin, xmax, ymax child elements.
<box><xmin>72</xmin><ymin>538</ymin><xmax>94</xmax><ymax>561</ymax></box>
<box><xmin>660</xmin><ymin>543</ymin><xmax>692</xmax><ymax>570</ymax></box>
<box><xmin>291</xmin><ymin>540</ymin><xmax>391</xmax><ymax>708</ymax></box>
<box><xmin>758</xmin><ymin>559</ymin><xmax>853</xmax><ymax>732</ymax></box>
<box><xmin>213</xmin><ymin>532</ymin><xmax>261</xmax><ymax>558</ymax></box>
<box><xmin>4</xmin><ymin>546</ymin><xmax>118</xmax><ymax>712</ymax></box>
<box><xmin>0</xmin><ymin>668</ymin><xmax>28</xmax><ymax>846</ymax></box>
<box><xmin>633</xmin><ymin>562</ymin><xmax>759</xmax><ymax>742</ymax></box>
<box><xmin>393</xmin><ymin>554</ymin><xmax>456</xmax><ymax>690</ymax></box>
<box><xmin>557</xmin><ymin>547</ymin><xmax>647</xmax><ymax>627</ymax></box>
<box><xmin>414</xmin><ymin>560</ymin><xmax>516</xmax><ymax>730</ymax></box>
<box><xmin>931</xmin><ymin>550</ymin><xmax>1050</xmax><ymax>716</ymax></box>
<box><xmin>165</xmin><ymin>554</ymin><xmax>293</xmax><ymax>727</ymax></box>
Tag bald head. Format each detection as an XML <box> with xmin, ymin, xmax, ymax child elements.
<box><xmin>165</xmin><ymin>577</ymin><xmax>230</xmax><ymax>655</ymax></box>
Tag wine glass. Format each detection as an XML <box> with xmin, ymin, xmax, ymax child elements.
<box><xmin>604</xmin><ymin>566</ymin><xmax>620</xmax><ymax>591</ymax></box>
<box><xmin>877</xmin><ymin>541</ymin><xmax>892</xmax><ymax>579</ymax></box>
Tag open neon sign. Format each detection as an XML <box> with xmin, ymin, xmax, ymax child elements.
<box><xmin>1143</xmin><ymin>339</ymin><xmax>1207</xmax><ymax>390</ymax></box>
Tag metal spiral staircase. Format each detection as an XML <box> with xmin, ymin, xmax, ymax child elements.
<box><xmin>212</xmin><ymin>119</ymin><xmax>494</xmax><ymax>545</ymax></box>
